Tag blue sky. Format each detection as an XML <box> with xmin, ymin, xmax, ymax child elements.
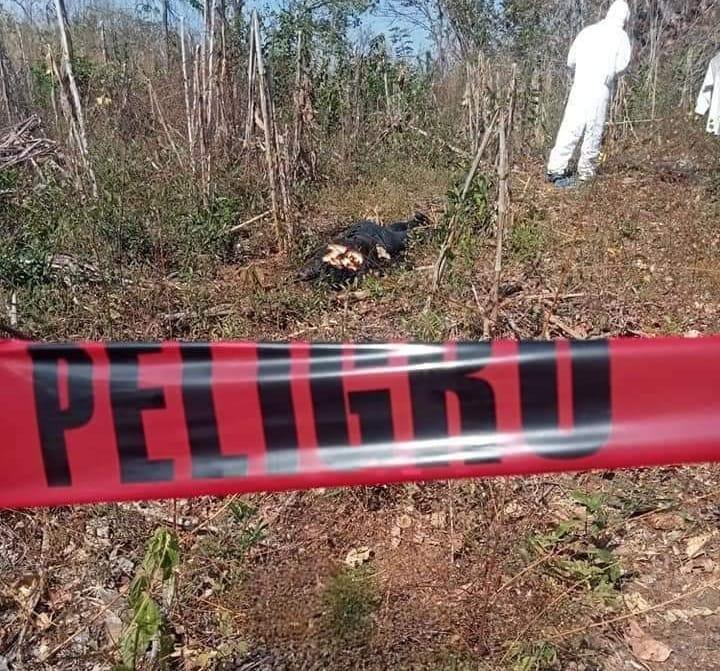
<box><xmin>245</xmin><ymin>0</ymin><xmax>431</xmax><ymax>53</ymax></box>
<box><xmin>360</xmin><ymin>11</ymin><xmax>430</xmax><ymax>52</ymax></box>
<box><xmin>40</xmin><ymin>0</ymin><xmax>431</xmax><ymax>53</ymax></box>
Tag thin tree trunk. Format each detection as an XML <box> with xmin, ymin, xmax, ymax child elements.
<box><xmin>193</xmin><ymin>44</ymin><xmax>210</xmax><ymax>201</ymax></box>
<box><xmin>216</xmin><ymin>1</ymin><xmax>228</xmax><ymax>144</ymax></box>
<box><xmin>529</xmin><ymin>64</ymin><xmax>543</xmax><ymax>148</ymax></box>
<box><xmin>15</xmin><ymin>25</ymin><xmax>33</xmax><ymax>105</ymax></box>
<box><xmin>162</xmin><ymin>0</ymin><xmax>170</xmax><ymax>68</ymax></box>
<box><xmin>45</xmin><ymin>46</ymin><xmax>59</xmax><ymax>126</ymax></box>
<box><xmin>0</xmin><ymin>52</ymin><xmax>11</xmax><ymax>123</ymax></box>
<box><xmin>48</xmin><ymin>47</ymin><xmax>83</xmax><ymax>189</ymax></box>
<box><xmin>98</xmin><ymin>20</ymin><xmax>109</xmax><ymax>64</ymax></box>
<box><xmin>491</xmin><ymin>67</ymin><xmax>516</xmax><ymax>325</ymax></box>
<box><xmin>275</xmin><ymin>115</ymin><xmax>292</xmax><ymax>236</ymax></box>
<box><xmin>252</xmin><ymin>10</ymin><xmax>285</xmax><ymax>246</ymax></box>
<box><xmin>351</xmin><ymin>52</ymin><xmax>362</xmax><ymax>147</ymax></box>
<box><xmin>53</xmin><ymin>0</ymin><xmax>97</xmax><ymax>196</ymax></box>
<box><xmin>244</xmin><ymin>23</ymin><xmax>256</xmax><ymax>146</ymax></box>
<box><xmin>147</xmin><ymin>78</ymin><xmax>183</xmax><ymax>166</ymax></box>
<box><xmin>200</xmin><ymin>0</ymin><xmax>209</xmax><ymax>116</ymax></box>
<box><xmin>192</xmin><ymin>45</ymin><xmax>202</xmax><ymax>143</ymax></box>
<box><xmin>506</xmin><ymin>63</ymin><xmax>517</xmax><ymax>152</ymax></box>
<box><xmin>206</xmin><ymin>0</ymin><xmax>217</xmax><ymax>132</ymax></box>
<box><xmin>292</xmin><ymin>29</ymin><xmax>303</xmax><ymax>162</ymax></box>
<box><xmin>180</xmin><ymin>18</ymin><xmax>195</xmax><ymax>171</ymax></box>
<box><xmin>491</xmin><ymin>112</ymin><xmax>509</xmax><ymax>326</ymax></box>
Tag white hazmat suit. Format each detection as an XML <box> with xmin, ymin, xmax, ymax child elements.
<box><xmin>547</xmin><ymin>0</ymin><xmax>632</xmax><ymax>181</ymax></box>
<box><xmin>696</xmin><ymin>53</ymin><xmax>720</xmax><ymax>135</ymax></box>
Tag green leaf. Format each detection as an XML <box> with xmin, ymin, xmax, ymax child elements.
<box><xmin>128</xmin><ymin>574</ymin><xmax>150</xmax><ymax>610</ymax></box>
<box><xmin>238</xmin><ymin>520</ymin><xmax>268</xmax><ymax>553</ymax></box>
<box><xmin>142</xmin><ymin>528</ymin><xmax>180</xmax><ymax>580</ymax></box>
<box><xmin>120</xmin><ymin>595</ymin><xmax>162</xmax><ymax>669</ymax></box>
<box><xmin>229</xmin><ymin>500</ymin><xmax>257</xmax><ymax>523</ymax></box>
<box><xmin>570</xmin><ymin>490</ymin><xmax>606</xmax><ymax>514</ymax></box>
<box><xmin>118</xmin><ymin>528</ymin><xmax>180</xmax><ymax>669</ymax></box>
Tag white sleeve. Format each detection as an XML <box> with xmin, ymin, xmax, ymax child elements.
<box><xmin>615</xmin><ymin>33</ymin><xmax>631</xmax><ymax>75</ymax></box>
<box><xmin>696</xmin><ymin>62</ymin><xmax>714</xmax><ymax>116</ymax></box>
<box><xmin>567</xmin><ymin>34</ymin><xmax>580</xmax><ymax>69</ymax></box>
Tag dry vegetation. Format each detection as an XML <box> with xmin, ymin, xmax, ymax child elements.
<box><xmin>2</xmin><ymin>0</ymin><xmax>720</xmax><ymax>669</ymax></box>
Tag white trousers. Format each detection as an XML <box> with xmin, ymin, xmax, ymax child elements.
<box><xmin>547</xmin><ymin>83</ymin><xmax>610</xmax><ymax>179</ymax></box>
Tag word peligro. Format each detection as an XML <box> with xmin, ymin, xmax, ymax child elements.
<box><xmin>2</xmin><ymin>338</ymin><xmax>720</xmax><ymax>508</ymax></box>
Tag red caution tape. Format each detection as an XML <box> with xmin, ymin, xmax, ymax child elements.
<box><xmin>1</xmin><ymin>337</ymin><xmax>718</xmax><ymax>509</ymax></box>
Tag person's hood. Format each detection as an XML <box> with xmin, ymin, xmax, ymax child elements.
<box><xmin>605</xmin><ymin>0</ymin><xmax>630</xmax><ymax>27</ymax></box>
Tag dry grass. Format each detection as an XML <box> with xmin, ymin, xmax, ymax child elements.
<box><xmin>2</xmin><ymin>116</ymin><xmax>720</xmax><ymax>670</ymax></box>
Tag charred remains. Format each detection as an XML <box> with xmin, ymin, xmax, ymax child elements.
<box><xmin>298</xmin><ymin>212</ymin><xmax>430</xmax><ymax>284</ymax></box>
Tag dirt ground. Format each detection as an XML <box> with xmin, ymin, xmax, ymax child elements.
<box><xmin>2</xmin><ymin>116</ymin><xmax>720</xmax><ymax>670</ymax></box>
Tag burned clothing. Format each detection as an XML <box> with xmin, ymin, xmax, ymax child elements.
<box><xmin>298</xmin><ymin>213</ymin><xmax>429</xmax><ymax>284</ymax></box>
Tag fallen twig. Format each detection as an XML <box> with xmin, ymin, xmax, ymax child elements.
<box><xmin>503</xmin><ymin>572</ymin><xmax>613</xmax><ymax>664</ymax></box>
<box><xmin>407</xmin><ymin>124</ymin><xmax>472</xmax><ymax>159</ymax></box>
<box><xmin>550</xmin><ymin>579</ymin><xmax>720</xmax><ymax>641</ymax></box>
<box><xmin>605</xmin><ymin>117</ymin><xmax>665</xmax><ymax>126</ymax></box>
<box><xmin>189</xmin><ymin>495</ymin><xmax>239</xmax><ymax>534</ymax></box>
<box><xmin>547</xmin><ymin>314</ymin><xmax>586</xmax><ymax>339</ymax></box>
<box><xmin>0</xmin><ymin>115</ymin><xmax>60</xmax><ymax>172</ymax></box>
<box><xmin>512</xmin><ymin>292</ymin><xmax>586</xmax><ymax>302</ymax></box>
<box><xmin>230</xmin><ymin>209</ymin><xmax>271</xmax><ymax>232</ymax></box>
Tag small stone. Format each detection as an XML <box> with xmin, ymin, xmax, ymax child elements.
<box><xmin>116</xmin><ymin>557</ymin><xmax>134</xmax><ymax>575</ymax></box>
<box><xmin>344</xmin><ymin>546</ymin><xmax>372</xmax><ymax>567</ymax></box>
<box><xmin>105</xmin><ymin>611</ymin><xmax>123</xmax><ymax>642</ymax></box>
<box><xmin>396</xmin><ymin>514</ymin><xmax>412</xmax><ymax>529</ymax></box>
<box><xmin>72</xmin><ymin>630</ymin><xmax>90</xmax><ymax>647</ymax></box>
<box><xmin>646</xmin><ymin>512</ymin><xmax>685</xmax><ymax>531</ymax></box>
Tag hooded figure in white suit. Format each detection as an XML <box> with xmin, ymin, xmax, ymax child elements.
<box><xmin>547</xmin><ymin>0</ymin><xmax>632</xmax><ymax>185</ymax></box>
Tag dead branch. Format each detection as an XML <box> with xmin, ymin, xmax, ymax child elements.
<box><xmin>546</xmin><ymin>314</ymin><xmax>586</xmax><ymax>339</ymax></box>
<box><xmin>146</xmin><ymin>78</ymin><xmax>183</xmax><ymax>167</ymax></box>
<box><xmin>229</xmin><ymin>209</ymin><xmax>271</xmax><ymax>232</ymax></box>
<box><xmin>250</xmin><ymin>10</ymin><xmax>289</xmax><ymax>247</ymax></box>
<box><xmin>490</xmin><ymin>112</ymin><xmax>509</xmax><ymax>326</ymax></box>
<box><xmin>0</xmin><ymin>115</ymin><xmax>60</xmax><ymax>172</ymax></box>
<box><xmin>490</xmin><ymin>65</ymin><xmax>516</xmax><ymax>326</ymax></box>
<box><xmin>407</xmin><ymin>123</ymin><xmax>472</xmax><ymax>158</ymax></box>
<box><xmin>53</xmin><ymin>0</ymin><xmax>97</xmax><ymax>196</ymax></box>
<box><xmin>431</xmin><ymin>109</ymin><xmax>499</xmax><ymax>292</ymax></box>
<box><xmin>180</xmin><ymin>17</ymin><xmax>195</xmax><ymax>173</ymax></box>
